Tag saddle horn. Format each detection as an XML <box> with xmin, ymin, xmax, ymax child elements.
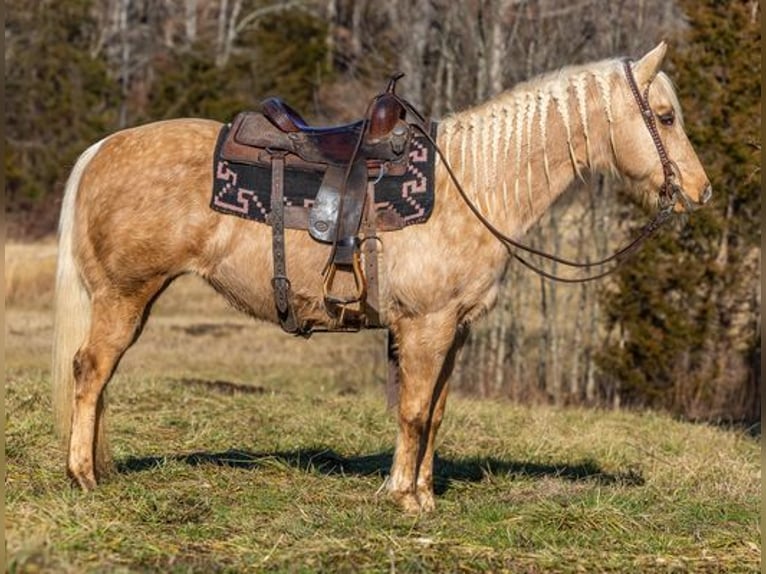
<box><xmin>369</xmin><ymin>72</ymin><xmax>407</xmax><ymax>138</ymax></box>
<box><xmin>386</xmin><ymin>72</ymin><xmax>405</xmax><ymax>93</ymax></box>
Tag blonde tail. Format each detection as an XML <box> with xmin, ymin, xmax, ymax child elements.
<box><xmin>51</xmin><ymin>140</ymin><xmax>109</xmax><ymax>472</ymax></box>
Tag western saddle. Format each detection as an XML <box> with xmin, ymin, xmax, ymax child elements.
<box><xmin>219</xmin><ymin>73</ymin><xmax>417</xmax><ymax>335</ymax></box>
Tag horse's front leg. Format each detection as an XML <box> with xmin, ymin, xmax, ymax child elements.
<box><xmin>413</xmin><ymin>327</ymin><xmax>469</xmax><ymax>511</ymax></box>
<box><xmin>387</xmin><ymin>312</ymin><xmax>457</xmax><ymax>513</ymax></box>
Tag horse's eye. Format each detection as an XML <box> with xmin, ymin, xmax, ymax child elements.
<box><xmin>658</xmin><ymin>111</ymin><xmax>675</xmax><ymax>126</ymax></box>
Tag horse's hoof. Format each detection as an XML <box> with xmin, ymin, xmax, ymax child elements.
<box><xmin>388</xmin><ymin>490</ymin><xmax>422</xmax><ymax>514</ymax></box>
<box><xmin>67</xmin><ymin>468</ymin><xmax>98</xmax><ymax>491</ymax></box>
<box><xmin>417</xmin><ymin>490</ymin><xmax>436</xmax><ymax>513</ymax></box>
<box><xmin>388</xmin><ymin>489</ymin><xmax>438</xmax><ymax>513</ymax></box>
<box><xmin>400</xmin><ymin>493</ymin><xmax>423</xmax><ymax>514</ymax></box>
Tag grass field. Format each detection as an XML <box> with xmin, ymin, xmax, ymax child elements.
<box><xmin>5</xmin><ymin>242</ymin><xmax>761</xmax><ymax>573</ymax></box>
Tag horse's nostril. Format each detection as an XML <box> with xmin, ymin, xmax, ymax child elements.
<box><xmin>700</xmin><ymin>184</ymin><xmax>713</xmax><ymax>204</ymax></box>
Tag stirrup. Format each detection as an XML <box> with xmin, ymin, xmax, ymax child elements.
<box><xmin>322</xmin><ymin>250</ymin><xmax>367</xmax><ymax>307</ymax></box>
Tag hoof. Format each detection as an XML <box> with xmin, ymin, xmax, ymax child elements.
<box><xmin>416</xmin><ymin>489</ymin><xmax>436</xmax><ymax>513</ymax></box>
<box><xmin>383</xmin><ymin>476</ymin><xmax>437</xmax><ymax>513</ymax></box>
<box><xmin>387</xmin><ymin>488</ymin><xmax>437</xmax><ymax>514</ymax></box>
<box><xmin>67</xmin><ymin>467</ymin><xmax>98</xmax><ymax>491</ymax></box>
<box><xmin>390</xmin><ymin>490</ymin><xmax>422</xmax><ymax>514</ymax></box>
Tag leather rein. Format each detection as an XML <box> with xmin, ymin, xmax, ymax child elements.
<box><xmin>393</xmin><ymin>59</ymin><xmax>689</xmax><ymax>283</ymax></box>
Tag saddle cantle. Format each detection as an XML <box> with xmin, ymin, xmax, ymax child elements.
<box><xmin>213</xmin><ymin>73</ymin><xmax>434</xmax><ymax>334</ymax></box>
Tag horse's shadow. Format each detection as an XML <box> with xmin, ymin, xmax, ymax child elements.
<box><xmin>117</xmin><ymin>448</ymin><xmax>644</xmax><ymax>494</ymax></box>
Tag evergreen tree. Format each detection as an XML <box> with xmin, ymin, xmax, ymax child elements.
<box><xmin>5</xmin><ymin>0</ymin><xmax>118</xmax><ymax>232</ymax></box>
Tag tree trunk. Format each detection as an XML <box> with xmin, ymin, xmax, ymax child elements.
<box><xmin>215</xmin><ymin>0</ymin><xmax>242</xmax><ymax>68</ymax></box>
<box><xmin>487</xmin><ymin>322</ymin><xmax>499</xmax><ymax>397</ymax></box>
<box><xmin>216</xmin><ymin>0</ymin><xmax>229</xmax><ymax>67</ymax></box>
<box><xmin>431</xmin><ymin>1</ymin><xmax>456</xmax><ymax>116</ymax></box>
<box><xmin>185</xmin><ymin>0</ymin><xmax>198</xmax><ymax>47</ymax></box>
<box><xmin>324</xmin><ymin>0</ymin><xmax>336</xmax><ymax>70</ymax></box>
<box><xmin>489</xmin><ymin>0</ymin><xmax>514</xmax><ymax>96</ymax></box>
<box><xmin>391</xmin><ymin>0</ymin><xmax>433</xmax><ymax>112</ymax></box>
<box><xmin>548</xmin><ymin>211</ymin><xmax>561</xmax><ymax>404</ymax></box>
<box><xmin>117</xmin><ymin>0</ymin><xmax>130</xmax><ymax>129</ymax></box>
<box><xmin>349</xmin><ymin>0</ymin><xmax>365</xmax><ymax>72</ymax></box>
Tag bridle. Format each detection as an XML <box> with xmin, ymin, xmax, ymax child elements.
<box><xmin>621</xmin><ymin>59</ymin><xmax>691</xmax><ymax>213</ymax></box>
<box><xmin>392</xmin><ymin>59</ymin><xmax>691</xmax><ymax>283</ymax></box>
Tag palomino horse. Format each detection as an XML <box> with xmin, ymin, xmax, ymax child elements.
<box><xmin>53</xmin><ymin>42</ymin><xmax>710</xmax><ymax>512</ymax></box>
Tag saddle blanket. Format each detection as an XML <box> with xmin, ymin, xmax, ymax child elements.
<box><xmin>209</xmin><ymin>121</ymin><xmax>437</xmax><ymax>229</ymax></box>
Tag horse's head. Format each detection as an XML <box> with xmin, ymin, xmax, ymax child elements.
<box><xmin>612</xmin><ymin>42</ymin><xmax>712</xmax><ymax>212</ymax></box>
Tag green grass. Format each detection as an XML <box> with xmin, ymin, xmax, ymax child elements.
<box><xmin>5</xmin><ymin>275</ymin><xmax>761</xmax><ymax>573</ymax></box>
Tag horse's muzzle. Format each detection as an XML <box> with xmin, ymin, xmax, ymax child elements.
<box><xmin>672</xmin><ymin>183</ymin><xmax>712</xmax><ymax>213</ymax></box>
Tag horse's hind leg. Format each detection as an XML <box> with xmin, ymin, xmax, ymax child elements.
<box><xmin>67</xmin><ymin>283</ymin><xmax>162</xmax><ymax>490</ymax></box>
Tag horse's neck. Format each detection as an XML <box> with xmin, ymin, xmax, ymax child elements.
<box><xmin>439</xmin><ymin>69</ymin><xmax>616</xmax><ymax>237</ymax></box>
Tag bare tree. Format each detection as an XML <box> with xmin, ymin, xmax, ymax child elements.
<box><xmin>185</xmin><ymin>0</ymin><xmax>198</xmax><ymax>46</ymax></box>
<box><xmin>383</xmin><ymin>0</ymin><xmax>434</xmax><ymax>111</ymax></box>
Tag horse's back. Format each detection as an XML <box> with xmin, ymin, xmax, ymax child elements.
<box><xmin>79</xmin><ymin>117</ymin><xmax>222</xmax><ymax>203</ymax></box>
<box><xmin>91</xmin><ymin>117</ymin><xmax>222</xmax><ymax>176</ymax></box>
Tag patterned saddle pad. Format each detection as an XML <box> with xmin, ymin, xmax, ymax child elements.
<box><xmin>209</xmin><ymin>120</ymin><xmax>437</xmax><ymax>231</ymax></box>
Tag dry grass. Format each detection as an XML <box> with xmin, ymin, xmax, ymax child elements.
<box><xmin>5</xmin><ymin>241</ymin><xmax>58</xmax><ymax>309</ymax></box>
<box><xmin>5</xmin><ymin>241</ymin><xmax>761</xmax><ymax>572</ymax></box>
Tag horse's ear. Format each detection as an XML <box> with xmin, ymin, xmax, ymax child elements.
<box><xmin>633</xmin><ymin>41</ymin><xmax>667</xmax><ymax>87</ymax></box>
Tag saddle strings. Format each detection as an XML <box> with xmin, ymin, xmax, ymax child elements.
<box><xmin>387</xmin><ymin>77</ymin><xmax>679</xmax><ymax>284</ymax></box>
